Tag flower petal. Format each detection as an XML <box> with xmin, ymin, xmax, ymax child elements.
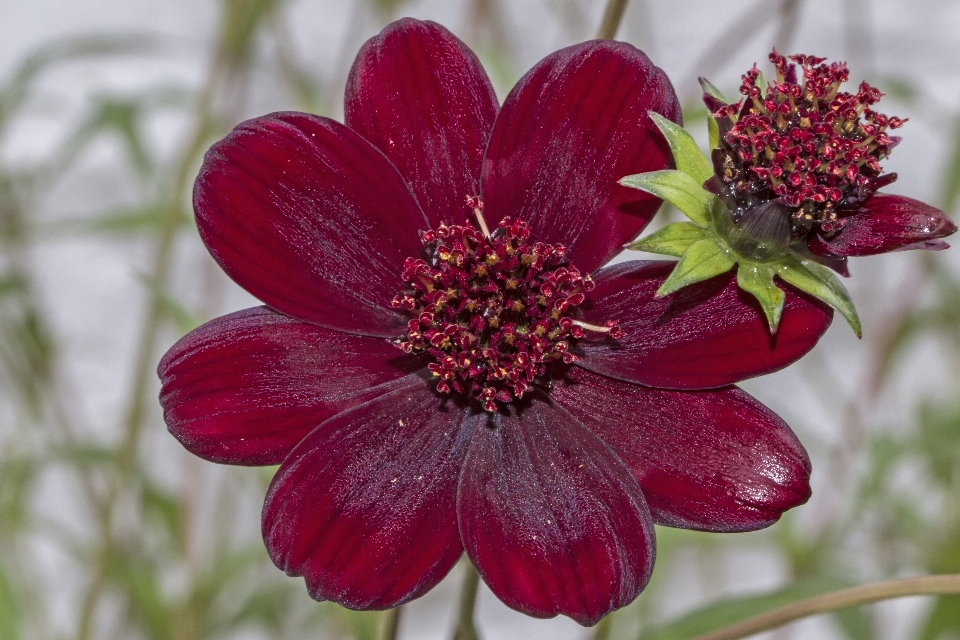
<box><xmin>553</xmin><ymin>367</ymin><xmax>811</xmax><ymax>532</ymax></box>
<box><xmin>194</xmin><ymin>112</ymin><xmax>429</xmax><ymax>337</ymax></box>
<box><xmin>457</xmin><ymin>397</ymin><xmax>655</xmax><ymax>626</ymax></box>
<box><xmin>480</xmin><ymin>40</ymin><xmax>681</xmax><ymax>273</ymax></box>
<box><xmin>262</xmin><ymin>379</ymin><xmax>471</xmax><ymax>609</ymax></box>
<box><xmin>345</xmin><ymin>18</ymin><xmax>498</xmax><ymax>228</ymax></box>
<box><xmin>158</xmin><ymin>307</ymin><xmax>423</xmax><ymax>466</ymax></box>
<box><xmin>578</xmin><ymin>261</ymin><xmax>832</xmax><ymax>389</ymax></box>
<box><xmin>809</xmin><ymin>193</ymin><xmax>956</xmax><ymax>257</ymax></box>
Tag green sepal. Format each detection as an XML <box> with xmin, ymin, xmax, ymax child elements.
<box><xmin>755</xmin><ymin>71</ymin><xmax>766</xmax><ymax>91</ymax></box>
<box><xmin>619</xmin><ymin>170</ymin><xmax>715</xmax><ymax>226</ymax></box>
<box><xmin>699</xmin><ymin>77</ymin><xmax>728</xmax><ymax>150</ymax></box>
<box><xmin>657</xmin><ymin>237</ymin><xmax>735</xmax><ymax>298</ymax></box>
<box><xmin>777</xmin><ymin>256</ymin><xmax>862</xmax><ymax>337</ymax></box>
<box><xmin>736</xmin><ymin>263</ymin><xmax>785</xmax><ymax>333</ymax></box>
<box><xmin>648</xmin><ymin>112</ymin><xmax>713</xmax><ymax>184</ymax></box>
<box><xmin>708</xmin><ymin>116</ymin><xmax>719</xmax><ymax>151</ymax></box>
<box><xmin>625</xmin><ymin>221</ymin><xmax>710</xmax><ymax>257</ymax></box>
<box><xmin>698</xmin><ymin>76</ymin><xmax>729</xmax><ymax>104</ymax></box>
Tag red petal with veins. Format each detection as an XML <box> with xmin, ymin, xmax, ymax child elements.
<box><xmin>578</xmin><ymin>261</ymin><xmax>832</xmax><ymax>389</ymax></box>
<box><xmin>553</xmin><ymin>367</ymin><xmax>811</xmax><ymax>532</ymax></box>
<box><xmin>262</xmin><ymin>379</ymin><xmax>470</xmax><ymax>609</ymax></box>
<box><xmin>194</xmin><ymin>112</ymin><xmax>428</xmax><ymax>337</ymax></box>
<box><xmin>158</xmin><ymin>307</ymin><xmax>422</xmax><ymax>465</ymax></box>
<box><xmin>809</xmin><ymin>193</ymin><xmax>956</xmax><ymax>257</ymax></box>
<box><xmin>480</xmin><ymin>40</ymin><xmax>680</xmax><ymax>273</ymax></box>
<box><xmin>457</xmin><ymin>397</ymin><xmax>655</xmax><ymax>626</ymax></box>
<box><xmin>345</xmin><ymin>18</ymin><xmax>498</xmax><ymax>228</ymax></box>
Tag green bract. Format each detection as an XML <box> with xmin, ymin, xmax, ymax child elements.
<box><xmin>618</xmin><ymin>170</ymin><xmax>714</xmax><ymax>226</ymax></box>
<box><xmin>619</xmin><ymin>111</ymin><xmax>862</xmax><ymax>336</ymax></box>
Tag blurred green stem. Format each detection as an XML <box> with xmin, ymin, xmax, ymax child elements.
<box><xmin>596</xmin><ymin>0</ymin><xmax>630</xmax><ymax>39</ymax></box>
<box><xmin>689</xmin><ymin>574</ymin><xmax>960</xmax><ymax>640</ymax></box>
<box><xmin>75</xmin><ymin>70</ymin><xmax>220</xmax><ymax>640</ymax></box>
<box><xmin>74</xmin><ymin>1</ymin><xmax>277</xmax><ymax>637</ymax></box>
<box><xmin>451</xmin><ymin>562</ymin><xmax>481</xmax><ymax>640</ymax></box>
<box><xmin>381</xmin><ymin>605</ymin><xmax>403</xmax><ymax>640</ymax></box>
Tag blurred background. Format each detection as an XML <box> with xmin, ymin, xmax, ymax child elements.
<box><xmin>2</xmin><ymin>0</ymin><xmax>960</xmax><ymax>638</ymax></box>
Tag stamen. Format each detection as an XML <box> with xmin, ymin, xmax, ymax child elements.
<box><xmin>712</xmin><ymin>50</ymin><xmax>901</xmax><ymax>241</ymax></box>
<box><xmin>571</xmin><ymin>320</ymin><xmax>613</xmax><ymax>333</ymax></box>
<box><xmin>391</xmin><ymin>216</ymin><xmax>622</xmax><ymax>411</ymax></box>
<box><xmin>466</xmin><ymin>195</ymin><xmax>491</xmax><ymax>238</ymax></box>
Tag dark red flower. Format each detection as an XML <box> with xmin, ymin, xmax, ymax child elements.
<box><xmin>158</xmin><ymin>19</ymin><xmax>833</xmax><ymax>625</ymax></box>
<box><xmin>706</xmin><ymin>50</ymin><xmax>955</xmax><ymax>269</ymax></box>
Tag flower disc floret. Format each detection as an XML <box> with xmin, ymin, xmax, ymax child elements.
<box><xmin>391</xmin><ymin>214</ymin><xmax>621</xmax><ymax>412</ymax></box>
<box><xmin>713</xmin><ymin>49</ymin><xmax>904</xmax><ymax>239</ymax></box>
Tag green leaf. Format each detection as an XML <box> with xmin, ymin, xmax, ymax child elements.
<box><xmin>625</xmin><ymin>222</ymin><xmax>710</xmax><ymax>257</ymax></box>
<box><xmin>920</xmin><ymin>595</ymin><xmax>960</xmax><ymax>640</ymax></box>
<box><xmin>1</xmin><ymin>35</ymin><xmax>159</xmax><ymax>126</ymax></box>
<box><xmin>698</xmin><ymin>76</ymin><xmax>729</xmax><ymax>104</ymax></box>
<box><xmin>40</xmin><ymin>205</ymin><xmax>180</xmax><ymax>238</ymax></box>
<box><xmin>106</xmin><ymin>552</ymin><xmax>172</xmax><ymax>640</ymax></box>
<box><xmin>777</xmin><ymin>257</ymin><xmax>862</xmax><ymax>337</ymax></box>
<box><xmin>0</xmin><ymin>557</ymin><xmax>21</xmax><ymax>640</ymax></box>
<box><xmin>140</xmin><ymin>481</ymin><xmax>182</xmax><ymax>548</ymax></box>
<box><xmin>638</xmin><ymin>578</ymin><xmax>865</xmax><ymax>640</ymax></box>
<box><xmin>135</xmin><ymin>273</ymin><xmax>202</xmax><ymax>333</ymax></box>
<box><xmin>619</xmin><ymin>170</ymin><xmax>715</xmax><ymax>226</ymax></box>
<box><xmin>939</xmin><ymin>116</ymin><xmax>960</xmax><ymax>215</ymax></box>
<box><xmin>336</xmin><ymin>607</ymin><xmax>381</xmax><ymax>640</ymax></box>
<box><xmin>736</xmin><ymin>263</ymin><xmax>785</xmax><ymax>333</ymax></box>
<box><xmin>0</xmin><ymin>276</ymin><xmax>27</xmax><ymax>297</ymax></box>
<box><xmin>657</xmin><ymin>237</ymin><xmax>735</xmax><ymax>297</ymax></box>
<box><xmin>648</xmin><ymin>112</ymin><xmax>713</xmax><ymax>184</ymax></box>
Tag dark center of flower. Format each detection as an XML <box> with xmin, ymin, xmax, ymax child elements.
<box><xmin>711</xmin><ymin>49</ymin><xmax>903</xmax><ymax>246</ymax></box>
<box><xmin>391</xmin><ymin>198</ymin><xmax>622</xmax><ymax>412</ymax></box>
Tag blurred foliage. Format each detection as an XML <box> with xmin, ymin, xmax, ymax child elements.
<box><xmin>0</xmin><ymin>1</ymin><xmax>959</xmax><ymax>639</ymax></box>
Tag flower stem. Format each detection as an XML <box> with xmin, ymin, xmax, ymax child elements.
<box><xmin>451</xmin><ymin>562</ymin><xmax>481</xmax><ymax>640</ymax></box>
<box><xmin>596</xmin><ymin>0</ymin><xmax>630</xmax><ymax>40</ymax></box>
<box><xmin>74</xmin><ymin>1</ymin><xmax>265</xmax><ymax>637</ymax></box>
<box><xmin>688</xmin><ymin>574</ymin><xmax>960</xmax><ymax>640</ymax></box>
<box><xmin>380</xmin><ymin>605</ymin><xmax>403</xmax><ymax>640</ymax></box>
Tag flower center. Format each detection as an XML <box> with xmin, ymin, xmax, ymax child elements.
<box><xmin>391</xmin><ymin>200</ymin><xmax>621</xmax><ymax>412</ymax></box>
<box><xmin>712</xmin><ymin>50</ymin><xmax>903</xmax><ymax>244</ymax></box>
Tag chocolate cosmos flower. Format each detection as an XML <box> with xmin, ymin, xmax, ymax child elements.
<box><xmin>708</xmin><ymin>50</ymin><xmax>956</xmax><ymax>268</ymax></box>
<box><xmin>158</xmin><ymin>19</ymin><xmax>834</xmax><ymax>625</ymax></box>
<box><xmin>621</xmin><ymin>50</ymin><xmax>955</xmax><ymax>336</ymax></box>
